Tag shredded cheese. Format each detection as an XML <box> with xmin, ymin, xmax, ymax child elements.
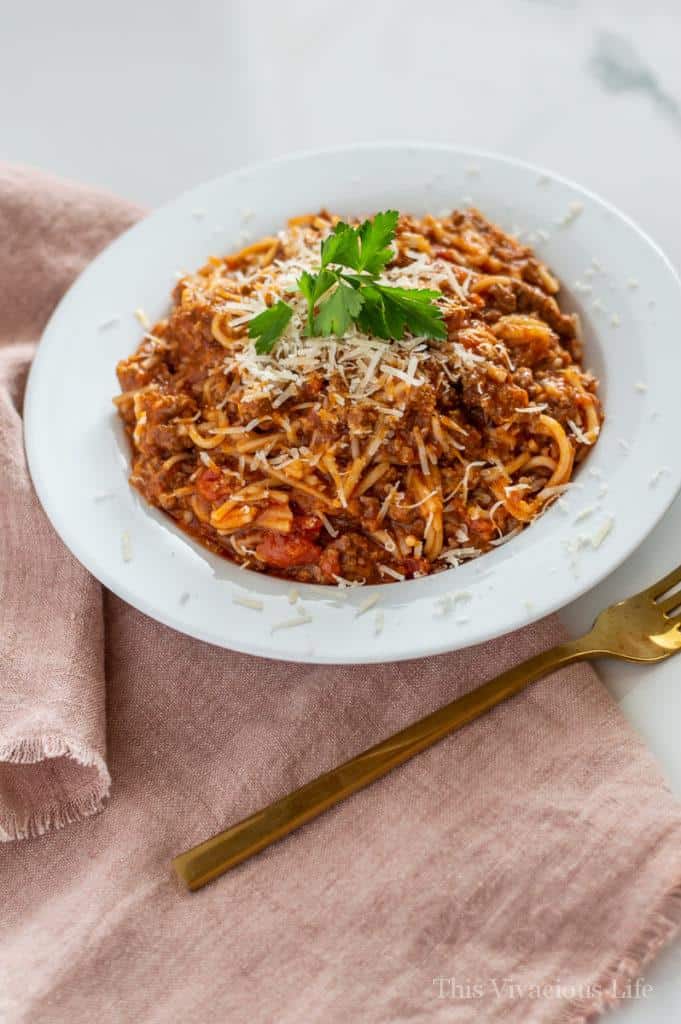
<box><xmin>567</xmin><ymin>419</ymin><xmax>597</xmax><ymax>445</ymax></box>
<box><xmin>271</xmin><ymin>611</ymin><xmax>313</xmax><ymax>632</ymax></box>
<box><xmin>355</xmin><ymin>595</ymin><xmax>380</xmax><ymax>618</ymax></box>
<box><xmin>558</xmin><ymin>201</ymin><xmax>584</xmax><ymax>226</ymax></box>
<box><xmin>378</xmin><ymin>564</ymin><xmax>405</xmax><ymax>581</ymax></box>
<box><xmin>435</xmin><ymin>590</ymin><xmax>473</xmax><ymax>616</ymax></box>
<box><xmin>319</xmin><ymin>512</ymin><xmax>339</xmax><ymax>538</ymax></box>
<box><xmin>591</xmin><ymin>516</ymin><xmax>614</xmax><ymax>549</ymax></box>
<box><xmin>649</xmin><ymin>467</ymin><xmax>671</xmax><ymax>488</ymax></box>
<box><xmin>233</xmin><ymin>594</ymin><xmax>264</xmax><ymax>611</ymax></box>
<box><xmin>396</xmin><ymin>489</ymin><xmax>440</xmax><ymax>511</ymax></box>
<box><xmin>514</xmin><ymin>404</ymin><xmax>548</xmax><ymax>414</ymax></box>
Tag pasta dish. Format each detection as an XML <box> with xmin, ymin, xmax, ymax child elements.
<box><xmin>114</xmin><ymin>208</ymin><xmax>602</xmax><ymax>585</ymax></box>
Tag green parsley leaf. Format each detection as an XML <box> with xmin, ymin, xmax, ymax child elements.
<box><xmin>354</xmin><ymin>284</ymin><xmax>390</xmax><ymax>339</ymax></box>
<box><xmin>314</xmin><ymin>280</ymin><xmax>364</xmax><ymax>336</ymax></box>
<box><xmin>320</xmin><ymin>222</ymin><xmax>360</xmax><ymax>270</ymax></box>
<box><xmin>358</xmin><ymin>284</ymin><xmax>446</xmax><ymax>341</ymax></box>
<box><xmin>248</xmin><ymin>211</ymin><xmax>446</xmax><ymax>354</ymax></box>
<box><xmin>357</xmin><ymin>209</ymin><xmax>399</xmax><ymax>274</ymax></box>
<box><xmin>319</xmin><ymin>211</ymin><xmax>398</xmax><ymax>275</ymax></box>
<box><xmin>297</xmin><ymin>268</ymin><xmax>338</xmax><ymax>333</ymax></box>
<box><xmin>248</xmin><ymin>300</ymin><xmax>293</xmax><ymax>354</ymax></box>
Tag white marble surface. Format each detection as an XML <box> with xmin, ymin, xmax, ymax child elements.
<box><xmin>3</xmin><ymin>1</ymin><xmax>681</xmax><ymax>1018</ymax></box>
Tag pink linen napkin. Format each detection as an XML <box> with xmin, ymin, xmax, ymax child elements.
<box><xmin>2</xmin><ymin>163</ymin><xmax>681</xmax><ymax>1024</ymax></box>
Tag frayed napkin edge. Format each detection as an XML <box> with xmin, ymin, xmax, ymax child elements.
<box><xmin>560</xmin><ymin>882</ymin><xmax>681</xmax><ymax>1023</ymax></box>
<box><xmin>0</xmin><ymin>733</ymin><xmax>111</xmax><ymax>841</ymax></box>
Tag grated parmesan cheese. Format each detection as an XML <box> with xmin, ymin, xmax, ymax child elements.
<box><xmin>272</xmin><ymin>383</ymin><xmax>298</xmax><ymax>408</ymax></box>
<box><xmin>396</xmin><ymin>489</ymin><xmax>440</xmax><ymax>511</ymax></box>
<box><xmin>383</xmin><ymin>364</ymin><xmax>424</xmax><ymax>388</ymax></box>
<box><xmin>378</xmin><ymin>564</ymin><xmax>405</xmax><ymax>581</ymax></box>
<box><xmin>567</xmin><ymin>419</ymin><xmax>597</xmax><ymax>445</ymax></box>
<box><xmin>558</xmin><ymin>201</ymin><xmax>584</xmax><ymax>227</ymax></box>
<box><xmin>649</xmin><ymin>467</ymin><xmax>671</xmax><ymax>488</ymax></box>
<box><xmin>460</xmin><ymin>460</ymin><xmax>487</xmax><ymax>503</ymax></box>
<box><xmin>332</xmin><ymin>574</ymin><xmax>365</xmax><ymax>588</ymax></box>
<box><xmin>591</xmin><ymin>516</ymin><xmax>614</xmax><ymax>549</ymax></box>
<box><xmin>271</xmin><ymin>611</ymin><xmax>313</xmax><ymax>632</ymax></box>
<box><xmin>355</xmin><ymin>595</ymin><xmax>380</xmax><ymax>618</ymax></box>
<box><xmin>489</xmin><ymin>527</ymin><xmax>522</xmax><ymax>547</ymax></box>
<box><xmin>515</xmin><ymin>404</ymin><xmax>548</xmax><ymax>414</ymax></box>
<box><xmin>435</xmin><ymin>590</ymin><xmax>473</xmax><ymax>616</ymax></box>
<box><xmin>573</xmin><ymin>506</ymin><xmax>596</xmax><ymax>524</ymax></box>
<box><xmin>378</xmin><ymin>484</ymin><xmax>399</xmax><ymax>523</ymax></box>
<box><xmin>319</xmin><ymin>512</ymin><xmax>339</xmax><ymax>538</ymax></box>
<box><xmin>233</xmin><ymin>594</ymin><xmax>264</xmax><ymax>611</ymax></box>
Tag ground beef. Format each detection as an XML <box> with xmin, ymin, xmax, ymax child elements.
<box><xmin>318</xmin><ymin>532</ymin><xmax>378</xmax><ymax>582</ymax></box>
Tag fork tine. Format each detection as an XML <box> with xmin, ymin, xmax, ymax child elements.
<box><xmin>644</xmin><ymin>563</ymin><xmax>681</xmax><ymax>600</ymax></box>
<box><xmin>659</xmin><ymin>589</ymin><xmax>681</xmax><ymax>615</ymax></box>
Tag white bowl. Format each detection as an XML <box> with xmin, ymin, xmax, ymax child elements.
<box><xmin>24</xmin><ymin>144</ymin><xmax>681</xmax><ymax>663</ymax></box>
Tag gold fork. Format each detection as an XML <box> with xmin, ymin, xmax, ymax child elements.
<box><xmin>173</xmin><ymin>564</ymin><xmax>681</xmax><ymax>891</ymax></box>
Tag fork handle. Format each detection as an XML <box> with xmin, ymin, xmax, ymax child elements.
<box><xmin>173</xmin><ymin>637</ymin><xmax>590</xmax><ymax>890</ymax></box>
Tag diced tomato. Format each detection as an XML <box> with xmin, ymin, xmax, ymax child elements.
<box><xmin>195</xmin><ymin>468</ymin><xmax>230</xmax><ymax>502</ymax></box>
<box><xmin>255</xmin><ymin>532</ymin><xmax>322</xmax><ymax>568</ymax></box>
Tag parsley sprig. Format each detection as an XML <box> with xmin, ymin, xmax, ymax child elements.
<box><xmin>248</xmin><ymin>211</ymin><xmax>446</xmax><ymax>354</ymax></box>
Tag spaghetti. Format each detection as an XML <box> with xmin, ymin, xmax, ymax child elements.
<box><xmin>114</xmin><ymin>208</ymin><xmax>603</xmax><ymax>585</ymax></box>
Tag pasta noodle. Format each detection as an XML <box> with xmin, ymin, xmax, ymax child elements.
<box><xmin>114</xmin><ymin>207</ymin><xmax>603</xmax><ymax>584</ymax></box>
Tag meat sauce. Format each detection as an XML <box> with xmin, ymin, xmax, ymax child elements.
<box><xmin>114</xmin><ymin>209</ymin><xmax>602</xmax><ymax>585</ymax></box>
